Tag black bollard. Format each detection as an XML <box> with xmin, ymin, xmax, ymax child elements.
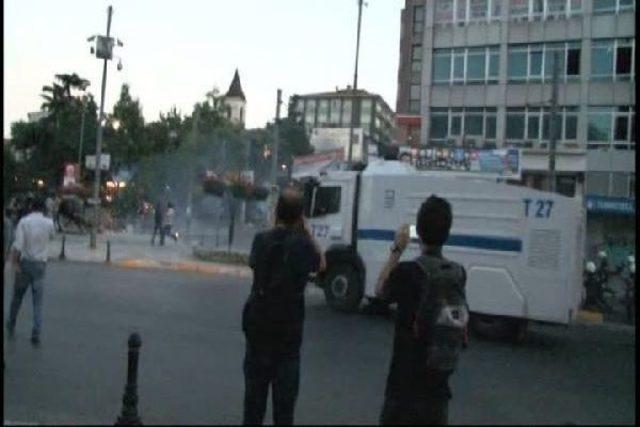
<box><xmin>59</xmin><ymin>235</ymin><xmax>66</xmax><ymax>260</ymax></box>
<box><xmin>116</xmin><ymin>333</ymin><xmax>143</xmax><ymax>426</ymax></box>
<box><xmin>106</xmin><ymin>240</ymin><xmax>111</xmax><ymax>263</ymax></box>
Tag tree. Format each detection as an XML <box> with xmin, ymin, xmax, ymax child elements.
<box><xmin>264</xmin><ymin>112</ymin><xmax>313</xmax><ymax>176</ymax></box>
<box><xmin>108</xmin><ymin>83</ymin><xmax>147</xmax><ymax>170</ymax></box>
<box><xmin>41</xmin><ymin>73</ymin><xmax>91</xmax><ymax>128</ymax></box>
<box><xmin>9</xmin><ymin>73</ymin><xmax>99</xmax><ymax>194</ymax></box>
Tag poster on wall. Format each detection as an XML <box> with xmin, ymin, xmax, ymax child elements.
<box><xmin>292</xmin><ymin>149</ymin><xmax>344</xmax><ymax>178</ymax></box>
<box><xmin>410</xmin><ymin>148</ymin><xmax>522</xmax><ymax>179</ymax></box>
<box><xmin>62</xmin><ymin>163</ymin><xmax>79</xmax><ymax>187</ymax></box>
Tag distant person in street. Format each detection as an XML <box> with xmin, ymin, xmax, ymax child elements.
<box><xmin>45</xmin><ymin>192</ymin><xmax>55</xmax><ymax>218</ymax></box>
<box><xmin>4</xmin><ymin>208</ymin><xmax>14</xmax><ymax>259</ymax></box>
<box><xmin>242</xmin><ymin>187</ymin><xmax>324</xmax><ymax>425</ymax></box>
<box><xmin>151</xmin><ymin>199</ymin><xmax>165</xmax><ymax>246</ymax></box>
<box><xmin>52</xmin><ymin>195</ymin><xmax>62</xmax><ymax>232</ymax></box>
<box><xmin>375</xmin><ymin>195</ymin><xmax>468</xmax><ymax>425</ymax></box>
<box><xmin>185</xmin><ymin>205</ymin><xmax>192</xmax><ymax>236</ymax></box>
<box><xmin>6</xmin><ymin>196</ymin><xmax>56</xmax><ymax>347</ymax></box>
<box><xmin>163</xmin><ymin>202</ymin><xmax>178</xmax><ymax>243</ymax></box>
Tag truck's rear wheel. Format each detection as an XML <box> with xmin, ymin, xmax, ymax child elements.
<box><xmin>470</xmin><ymin>313</ymin><xmax>528</xmax><ymax>344</ymax></box>
<box><xmin>323</xmin><ymin>263</ymin><xmax>363</xmax><ymax>313</ymax></box>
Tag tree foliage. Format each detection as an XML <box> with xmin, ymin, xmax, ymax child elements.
<box><xmin>9</xmin><ymin>74</ymin><xmax>99</xmax><ymax>194</ymax></box>
<box><xmin>107</xmin><ymin>83</ymin><xmax>147</xmax><ymax>169</ymax></box>
<box><xmin>5</xmin><ymin>71</ymin><xmax>311</xmax><ymax>211</ymax></box>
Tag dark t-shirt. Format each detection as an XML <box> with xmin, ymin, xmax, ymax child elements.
<box><xmin>380</xmin><ymin>258</ymin><xmax>457</xmax><ymax>401</ymax></box>
<box><xmin>154</xmin><ymin>202</ymin><xmax>163</xmax><ymax>224</ymax></box>
<box><xmin>246</xmin><ymin>227</ymin><xmax>320</xmax><ymax>352</ymax></box>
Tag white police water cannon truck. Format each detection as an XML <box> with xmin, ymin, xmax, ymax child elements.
<box><xmin>303</xmin><ymin>159</ymin><xmax>585</xmax><ymax>341</ymax></box>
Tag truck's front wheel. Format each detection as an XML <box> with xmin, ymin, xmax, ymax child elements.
<box><xmin>323</xmin><ymin>263</ymin><xmax>363</xmax><ymax>313</ymax></box>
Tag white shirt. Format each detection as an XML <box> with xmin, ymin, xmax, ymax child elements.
<box><xmin>164</xmin><ymin>208</ymin><xmax>175</xmax><ymax>226</ymax></box>
<box><xmin>12</xmin><ymin>212</ymin><xmax>56</xmax><ymax>262</ymax></box>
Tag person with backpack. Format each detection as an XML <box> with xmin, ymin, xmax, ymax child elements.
<box><xmin>375</xmin><ymin>195</ymin><xmax>468</xmax><ymax>425</ymax></box>
<box><xmin>241</xmin><ymin>187</ymin><xmax>323</xmax><ymax>425</ymax></box>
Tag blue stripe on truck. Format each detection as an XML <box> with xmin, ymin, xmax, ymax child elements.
<box><xmin>357</xmin><ymin>229</ymin><xmax>522</xmax><ymax>253</ymax></box>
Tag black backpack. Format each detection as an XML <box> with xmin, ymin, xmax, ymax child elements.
<box><xmin>413</xmin><ymin>254</ymin><xmax>469</xmax><ymax>373</ymax></box>
<box><xmin>242</xmin><ymin>231</ymin><xmax>302</xmax><ymax>339</ymax></box>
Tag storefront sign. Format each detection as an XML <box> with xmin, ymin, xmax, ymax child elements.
<box><xmin>85</xmin><ymin>154</ymin><xmax>111</xmax><ymax>171</ymax></box>
<box><xmin>586</xmin><ymin>195</ymin><xmax>635</xmax><ymax>216</ymax></box>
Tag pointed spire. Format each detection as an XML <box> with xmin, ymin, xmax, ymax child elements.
<box><xmin>225</xmin><ymin>69</ymin><xmax>246</xmax><ymax>101</ymax></box>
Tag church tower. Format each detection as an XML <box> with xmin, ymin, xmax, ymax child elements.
<box><xmin>223</xmin><ymin>69</ymin><xmax>246</xmax><ymax>127</ymax></box>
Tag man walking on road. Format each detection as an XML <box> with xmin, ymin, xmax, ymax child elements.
<box><xmin>6</xmin><ymin>196</ymin><xmax>56</xmax><ymax>347</ymax></box>
<box><xmin>151</xmin><ymin>199</ymin><xmax>165</xmax><ymax>246</ymax></box>
<box><xmin>375</xmin><ymin>195</ymin><xmax>468</xmax><ymax>425</ymax></box>
<box><xmin>241</xmin><ymin>187</ymin><xmax>323</xmax><ymax>425</ymax></box>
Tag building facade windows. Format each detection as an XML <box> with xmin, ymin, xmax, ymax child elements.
<box><xmin>508</xmin><ymin>0</ymin><xmax>581</xmax><ymax>20</ymax></box>
<box><xmin>305</xmin><ymin>99</ymin><xmax>316</xmax><ymax>128</ymax></box>
<box><xmin>361</xmin><ymin>99</ymin><xmax>373</xmax><ymax>125</ymax></box>
<box><xmin>317</xmin><ymin>99</ymin><xmax>329</xmax><ymax>125</ymax></box>
<box><xmin>505</xmin><ymin>107</ymin><xmax>579</xmax><ymax>147</ymax></box>
<box><xmin>434</xmin><ymin>0</ymin><xmax>501</xmax><ymax>24</ymax></box>
<box><xmin>592</xmin><ymin>0</ymin><xmax>635</xmax><ymax>13</ymax></box>
<box><xmin>409</xmin><ymin>84</ymin><xmax>421</xmax><ymax>114</ymax></box>
<box><xmin>587</xmin><ymin>106</ymin><xmax>635</xmax><ymax>150</ymax></box>
<box><xmin>341</xmin><ymin>100</ymin><xmax>352</xmax><ymax>125</ymax></box>
<box><xmin>411</xmin><ymin>44</ymin><xmax>423</xmax><ymax>79</ymax></box>
<box><xmin>433</xmin><ymin>46</ymin><xmax>500</xmax><ymax>84</ymax></box>
<box><xmin>413</xmin><ymin>5</ymin><xmax>424</xmax><ymax>34</ymax></box>
<box><xmin>507</xmin><ymin>42</ymin><xmax>580</xmax><ymax>82</ymax></box>
<box><xmin>591</xmin><ymin>39</ymin><xmax>635</xmax><ymax>81</ymax></box>
<box><xmin>330</xmin><ymin>99</ymin><xmax>341</xmax><ymax>124</ymax></box>
<box><xmin>429</xmin><ymin>107</ymin><xmax>497</xmax><ymax>145</ymax></box>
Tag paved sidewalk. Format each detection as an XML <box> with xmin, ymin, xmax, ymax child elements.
<box><xmin>50</xmin><ymin>231</ymin><xmax>251</xmax><ymax>278</ymax></box>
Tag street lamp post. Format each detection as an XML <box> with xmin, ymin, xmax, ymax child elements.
<box><xmin>347</xmin><ymin>0</ymin><xmax>365</xmax><ymax>166</ymax></box>
<box><xmin>88</xmin><ymin>5</ymin><xmax>123</xmax><ymax>249</ymax></box>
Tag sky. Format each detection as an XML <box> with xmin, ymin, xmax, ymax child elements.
<box><xmin>4</xmin><ymin>0</ymin><xmax>403</xmax><ymax>138</ymax></box>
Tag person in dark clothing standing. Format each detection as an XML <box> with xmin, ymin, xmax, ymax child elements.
<box><xmin>242</xmin><ymin>187</ymin><xmax>323</xmax><ymax>425</ymax></box>
<box><xmin>150</xmin><ymin>200</ymin><xmax>165</xmax><ymax>246</ymax></box>
<box><xmin>375</xmin><ymin>195</ymin><xmax>467</xmax><ymax>425</ymax></box>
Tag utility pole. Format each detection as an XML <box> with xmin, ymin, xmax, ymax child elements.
<box><xmin>548</xmin><ymin>49</ymin><xmax>559</xmax><ymax>194</ymax></box>
<box><xmin>271</xmin><ymin>89</ymin><xmax>282</xmax><ymax>188</ymax></box>
<box><xmin>347</xmin><ymin>0</ymin><xmax>364</xmax><ymax>165</ymax></box>
<box><xmin>90</xmin><ymin>5</ymin><xmax>114</xmax><ymax>249</ymax></box>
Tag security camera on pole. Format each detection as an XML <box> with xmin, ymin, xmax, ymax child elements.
<box><xmin>86</xmin><ymin>5</ymin><xmax>124</xmax><ymax>249</ymax></box>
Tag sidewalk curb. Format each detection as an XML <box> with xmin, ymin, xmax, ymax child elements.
<box><xmin>114</xmin><ymin>259</ymin><xmax>252</xmax><ymax>278</ymax></box>
<box><xmin>575</xmin><ymin>309</ymin><xmax>604</xmax><ymax>325</ymax></box>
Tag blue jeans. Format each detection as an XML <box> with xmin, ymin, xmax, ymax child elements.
<box><xmin>243</xmin><ymin>343</ymin><xmax>300</xmax><ymax>425</ymax></box>
<box><xmin>8</xmin><ymin>260</ymin><xmax>46</xmax><ymax>338</ymax></box>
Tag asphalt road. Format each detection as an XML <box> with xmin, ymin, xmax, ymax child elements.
<box><xmin>3</xmin><ymin>262</ymin><xmax>636</xmax><ymax>425</ymax></box>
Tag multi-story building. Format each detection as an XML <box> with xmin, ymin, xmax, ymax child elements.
<box><xmin>396</xmin><ymin>0</ymin><xmax>635</xmax><ymax>254</ymax></box>
<box><xmin>289</xmin><ymin>88</ymin><xmax>395</xmax><ymax>159</ymax></box>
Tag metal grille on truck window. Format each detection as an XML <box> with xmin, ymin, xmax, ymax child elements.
<box><xmin>527</xmin><ymin>229</ymin><xmax>561</xmax><ymax>271</ymax></box>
